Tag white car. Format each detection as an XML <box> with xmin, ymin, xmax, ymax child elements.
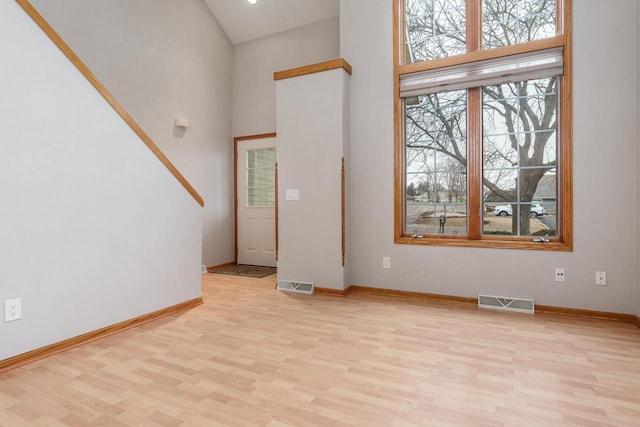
<box><xmin>493</xmin><ymin>203</ymin><xmax>545</xmax><ymax>217</ymax></box>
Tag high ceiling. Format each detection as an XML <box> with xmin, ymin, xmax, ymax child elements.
<box><xmin>203</xmin><ymin>0</ymin><xmax>339</xmax><ymax>45</ymax></box>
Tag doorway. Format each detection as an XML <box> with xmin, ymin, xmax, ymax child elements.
<box><xmin>234</xmin><ymin>134</ymin><xmax>277</xmax><ymax>267</ymax></box>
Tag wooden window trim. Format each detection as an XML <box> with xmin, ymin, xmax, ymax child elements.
<box><xmin>394</xmin><ymin>0</ymin><xmax>573</xmax><ymax>251</ymax></box>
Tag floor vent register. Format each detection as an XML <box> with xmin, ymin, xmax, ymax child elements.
<box><xmin>478</xmin><ymin>294</ymin><xmax>535</xmax><ymax>314</ymax></box>
<box><xmin>277</xmin><ymin>280</ymin><xmax>314</xmax><ymax>295</ymax></box>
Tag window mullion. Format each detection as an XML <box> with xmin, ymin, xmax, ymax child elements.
<box><xmin>466</xmin><ymin>0</ymin><xmax>482</xmax><ymax>53</ymax></box>
<box><xmin>467</xmin><ymin>87</ymin><xmax>482</xmax><ymax>240</ymax></box>
<box><xmin>556</xmin><ymin>0</ymin><xmax>565</xmax><ymax>35</ymax></box>
<box><xmin>466</xmin><ymin>1</ymin><xmax>481</xmax><ymax>240</ymax></box>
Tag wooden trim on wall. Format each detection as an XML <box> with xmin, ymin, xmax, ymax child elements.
<box><xmin>559</xmin><ymin>0</ymin><xmax>573</xmax><ymax>251</ymax></box>
<box><xmin>234</xmin><ymin>132</ymin><xmax>277</xmax><ymax>142</ymax></box>
<box><xmin>535</xmin><ymin>304</ymin><xmax>638</xmax><ymax>324</ymax></box>
<box><xmin>233</xmin><ymin>133</ymin><xmax>278</xmax><ymax>265</ymax></box>
<box><xmin>207</xmin><ymin>261</ymin><xmax>236</xmax><ymax>272</ymax></box>
<box><xmin>341</xmin><ymin>158</ymin><xmax>346</xmax><ymax>266</ymax></box>
<box><xmin>274</xmin><ymin>58</ymin><xmax>353</xmax><ymax>81</ymax></box>
<box><xmin>17</xmin><ymin>0</ymin><xmax>204</xmax><ymax>207</ymax></box>
<box><xmin>336</xmin><ymin>285</ymin><xmax>640</xmax><ymax>329</ymax></box>
<box><xmin>349</xmin><ymin>286</ymin><xmax>478</xmax><ymax>305</ymax></box>
<box><xmin>393</xmin><ymin>0</ymin><xmax>406</xmax><ymax>243</ymax></box>
<box><xmin>275</xmin><ymin>161</ymin><xmax>279</xmax><ymax>261</ymax></box>
<box><xmin>315</xmin><ymin>287</ymin><xmax>353</xmax><ymax>297</ymax></box>
<box><xmin>233</xmin><ymin>138</ymin><xmax>239</xmax><ymax>264</ymax></box>
<box><xmin>0</xmin><ymin>297</ymin><xmax>203</xmax><ymax>374</ymax></box>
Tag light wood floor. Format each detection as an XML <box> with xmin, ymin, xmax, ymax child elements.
<box><xmin>1</xmin><ymin>274</ymin><xmax>640</xmax><ymax>426</ymax></box>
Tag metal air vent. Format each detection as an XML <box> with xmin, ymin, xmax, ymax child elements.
<box><xmin>478</xmin><ymin>294</ymin><xmax>535</xmax><ymax>314</ymax></box>
<box><xmin>277</xmin><ymin>280</ymin><xmax>314</xmax><ymax>295</ymax></box>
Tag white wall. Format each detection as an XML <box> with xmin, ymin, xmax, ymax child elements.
<box><xmin>0</xmin><ymin>1</ymin><xmax>202</xmax><ymax>360</ymax></box>
<box><xmin>233</xmin><ymin>17</ymin><xmax>340</xmax><ymax>137</ymax></box>
<box><xmin>30</xmin><ymin>0</ymin><xmax>234</xmax><ymax>268</ymax></box>
<box><xmin>341</xmin><ymin>0</ymin><xmax>638</xmax><ymax>313</ymax></box>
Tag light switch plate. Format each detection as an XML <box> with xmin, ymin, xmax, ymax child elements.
<box><xmin>286</xmin><ymin>189</ymin><xmax>299</xmax><ymax>201</ymax></box>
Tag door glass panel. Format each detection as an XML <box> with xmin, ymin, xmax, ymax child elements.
<box><xmin>246</xmin><ymin>148</ymin><xmax>276</xmax><ymax>207</ymax></box>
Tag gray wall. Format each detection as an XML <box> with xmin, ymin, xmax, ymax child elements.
<box><xmin>30</xmin><ymin>0</ymin><xmax>234</xmax><ymax>268</ymax></box>
<box><xmin>341</xmin><ymin>0</ymin><xmax>638</xmax><ymax>314</ymax></box>
<box><xmin>637</xmin><ymin>2</ymin><xmax>640</xmax><ymax>317</ymax></box>
<box><xmin>1</xmin><ymin>0</ymin><xmax>202</xmax><ymax>360</ymax></box>
<box><xmin>276</xmin><ymin>69</ymin><xmax>350</xmax><ymax>289</ymax></box>
<box><xmin>233</xmin><ymin>17</ymin><xmax>340</xmax><ymax>137</ymax></box>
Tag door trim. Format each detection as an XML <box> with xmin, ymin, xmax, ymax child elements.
<box><xmin>233</xmin><ymin>133</ymin><xmax>277</xmax><ymax>265</ymax></box>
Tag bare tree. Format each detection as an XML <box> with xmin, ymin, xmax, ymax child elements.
<box><xmin>406</xmin><ymin>182</ymin><xmax>417</xmax><ymax>197</ymax></box>
<box><xmin>404</xmin><ymin>0</ymin><xmax>557</xmax><ymax>235</ymax></box>
<box><xmin>483</xmin><ymin>78</ymin><xmax>556</xmax><ymax>234</ymax></box>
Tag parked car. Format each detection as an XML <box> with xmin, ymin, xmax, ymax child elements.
<box><xmin>493</xmin><ymin>203</ymin><xmax>545</xmax><ymax>217</ymax></box>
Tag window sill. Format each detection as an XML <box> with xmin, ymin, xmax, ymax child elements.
<box><xmin>395</xmin><ymin>235</ymin><xmax>572</xmax><ymax>251</ymax></box>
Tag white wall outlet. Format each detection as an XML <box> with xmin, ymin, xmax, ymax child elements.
<box><xmin>382</xmin><ymin>256</ymin><xmax>391</xmax><ymax>269</ymax></box>
<box><xmin>595</xmin><ymin>271</ymin><xmax>607</xmax><ymax>286</ymax></box>
<box><xmin>555</xmin><ymin>268</ymin><xmax>565</xmax><ymax>282</ymax></box>
<box><xmin>4</xmin><ymin>298</ymin><xmax>22</xmax><ymax>322</ymax></box>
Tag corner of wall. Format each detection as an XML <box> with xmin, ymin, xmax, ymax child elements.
<box><xmin>636</xmin><ymin>0</ymin><xmax>640</xmax><ymax>317</ymax></box>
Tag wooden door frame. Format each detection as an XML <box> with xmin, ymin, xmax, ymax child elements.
<box><xmin>233</xmin><ymin>132</ymin><xmax>277</xmax><ymax>265</ymax></box>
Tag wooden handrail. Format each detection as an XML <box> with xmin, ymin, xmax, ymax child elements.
<box><xmin>16</xmin><ymin>0</ymin><xmax>204</xmax><ymax>207</ymax></box>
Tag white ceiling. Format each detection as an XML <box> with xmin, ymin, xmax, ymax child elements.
<box><xmin>204</xmin><ymin>0</ymin><xmax>339</xmax><ymax>45</ymax></box>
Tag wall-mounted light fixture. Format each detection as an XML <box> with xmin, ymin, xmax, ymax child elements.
<box><xmin>248</xmin><ymin>0</ymin><xmax>257</xmax><ymax>4</ymax></box>
<box><xmin>175</xmin><ymin>116</ymin><xmax>189</xmax><ymax>129</ymax></box>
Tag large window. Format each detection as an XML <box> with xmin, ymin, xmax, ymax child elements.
<box><xmin>395</xmin><ymin>0</ymin><xmax>572</xmax><ymax>250</ymax></box>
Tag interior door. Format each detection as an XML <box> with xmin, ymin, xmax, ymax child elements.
<box><xmin>236</xmin><ymin>137</ymin><xmax>277</xmax><ymax>267</ymax></box>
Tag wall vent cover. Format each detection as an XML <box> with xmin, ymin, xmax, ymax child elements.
<box><xmin>478</xmin><ymin>294</ymin><xmax>534</xmax><ymax>314</ymax></box>
<box><xmin>277</xmin><ymin>280</ymin><xmax>314</xmax><ymax>295</ymax></box>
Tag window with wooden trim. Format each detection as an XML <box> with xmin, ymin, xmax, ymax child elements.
<box><xmin>394</xmin><ymin>0</ymin><xmax>572</xmax><ymax>250</ymax></box>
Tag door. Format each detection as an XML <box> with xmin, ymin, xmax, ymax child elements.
<box><xmin>236</xmin><ymin>136</ymin><xmax>277</xmax><ymax>267</ymax></box>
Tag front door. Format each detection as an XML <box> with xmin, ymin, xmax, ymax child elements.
<box><xmin>236</xmin><ymin>136</ymin><xmax>277</xmax><ymax>267</ymax></box>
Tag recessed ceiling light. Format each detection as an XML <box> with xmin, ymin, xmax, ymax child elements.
<box><xmin>248</xmin><ymin>0</ymin><xmax>257</xmax><ymax>4</ymax></box>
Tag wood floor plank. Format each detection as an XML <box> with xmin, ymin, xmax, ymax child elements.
<box><xmin>1</xmin><ymin>273</ymin><xmax>639</xmax><ymax>426</ymax></box>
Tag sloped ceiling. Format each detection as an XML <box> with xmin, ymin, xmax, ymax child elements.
<box><xmin>204</xmin><ymin>0</ymin><xmax>339</xmax><ymax>45</ymax></box>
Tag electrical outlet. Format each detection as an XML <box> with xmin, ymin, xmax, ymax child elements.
<box><xmin>382</xmin><ymin>257</ymin><xmax>391</xmax><ymax>269</ymax></box>
<box><xmin>595</xmin><ymin>271</ymin><xmax>607</xmax><ymax>286</ymax></box>
<box><xmin>4</xmin><ymin>298</ymin><xmax>21</xmax><ymax>322</ymax></box>
<box><xmin>555</xmin><ymin>268</ymin><xmax>565</xmax><ymax>282</ymax></box>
